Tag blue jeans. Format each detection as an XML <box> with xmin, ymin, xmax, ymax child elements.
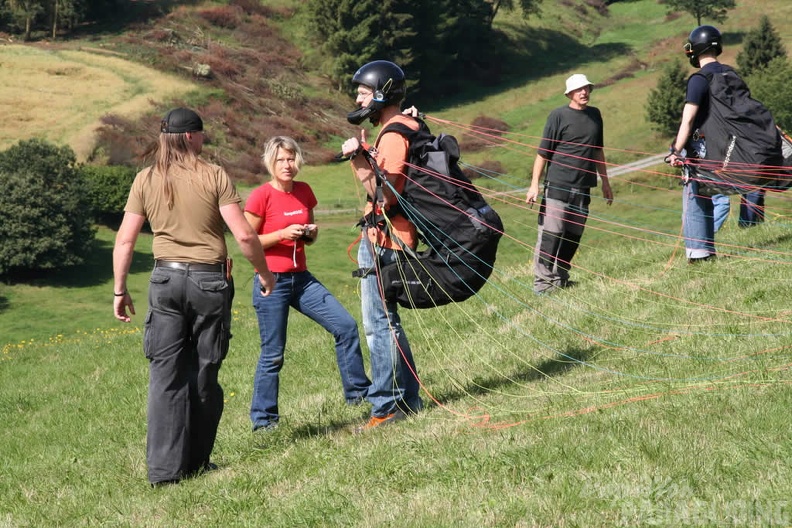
<box><xmin>682</xmin><ymin>179</ymin><xmax>716</xmax><ymax>259</ymax></box>
<box><xmin>144</xmin><ymin>265</ymin><xmax>233</xmax><ymax>483</ymax></box>
<box><xmin>712</xmin><ymin>194</ymin><xmax>730</xmax><ymax>233</ymax></box>
<box><xmin>250</xmin><ymin>271</ymin><xmax>370</xmax><ymax>430</ymax></box>
<box><xmin>739</xmin><ymin>190</ymin><xmax>765</xmax><ymax>227</ymax></box>
<box><xmin>713</xmin><ymin>191</ymin><xmax>766</xmax><ymax>231</ymax></box>
<box><xmin>358</xmin><ymin>239</ymin><xmax>423</xmax><ymax>417</ymax></box>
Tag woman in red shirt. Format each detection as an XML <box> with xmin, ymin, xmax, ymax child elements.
<box><xmin>244</xmin><ymin>136</ymin><xmax>370</xmax><ymax>432</ymax></box>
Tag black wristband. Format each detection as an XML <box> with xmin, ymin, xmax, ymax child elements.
<box><xmin>114</xmin><ymin>290</ymin><xmax>127</xmax><ymax>297</ymax></box>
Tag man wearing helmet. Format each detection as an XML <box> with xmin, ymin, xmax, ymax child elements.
<box><xmin>667</xmin><ymin>25</ymin><xmax>765</xmax><ymax>262</ymax></box>
<box><xmin>341</xmin><ymin>60</ymin><xmax>424</xmax><ymax>432</ymax></box>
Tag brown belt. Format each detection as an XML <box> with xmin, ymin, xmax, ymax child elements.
<box><xmin>154</xmin><ymin>260</ymin><xmax>224</xmax><ymax>272</ymax></box>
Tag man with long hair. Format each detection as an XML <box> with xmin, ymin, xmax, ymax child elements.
<box><xmin>113</xmin><ymin>107</ymin><xmax>275</xmax><ymax>486</ymax></box>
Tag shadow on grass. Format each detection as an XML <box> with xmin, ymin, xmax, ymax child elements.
<box><xmin>415</xmin><ymin>27</ymin><xmax>632</xmax><ymax>111</ymax></box>
<box><xmin>6</xmin><ymin>235</ymin><xmax>152</xmax><ymax>289</ymax></box>
<box><xmin>284</xmin><ymin>347</ymin><xmax>595</xmax><ymax>440</ymax></box>
<box><xmin>430</xmin><ymin>346</ymin><xmax>595</xmax><ymax>407</ymax></box>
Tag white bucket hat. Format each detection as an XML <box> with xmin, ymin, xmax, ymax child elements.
<box><xmin>564</xmin><ymin>74</ymin><xmax>594</xmax><ymax>95</ymax></box>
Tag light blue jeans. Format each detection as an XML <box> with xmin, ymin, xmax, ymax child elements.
<box><xmin>713</xmin><ymin>190</ymin><xmax>766</xmax><ymax>232</ymax></box>
<box><xmin>250</xmin><ymin>271</ymin><xmax>371</xmax><ymax>430</ymax></box>
<box><xmin>682</xmin><ymin>139</ymin><xmax>716</xmax><ymax>259</ymax></box>
<box><xmin>358</xmin><ymin>239</ymin><xmax>423</xmax><ymax>417</ymax></box>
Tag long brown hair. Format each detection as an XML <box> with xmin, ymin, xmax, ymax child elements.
<box><xmin>141</xmin><ymin>133</ymin><xmax>205</xmax><ymax>209</ymax></box>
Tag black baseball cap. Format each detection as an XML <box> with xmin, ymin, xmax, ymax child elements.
<box><xmin>160</xmin><ymin>107</ymin><xmax>203</xmax><ymax>134</ymax></box>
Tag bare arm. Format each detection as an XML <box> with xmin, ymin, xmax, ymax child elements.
<box><xmin>113</xmin><ymin>212</ymin><xmax>146</xmax><ymax>322</ymax></box>
<box><xmin>526</xmin><ymin>155</ymin><xmax>548</xmax><ymax>205</ymax></box>
<box><xmin>342</xmin><ymin>130</ymin><xmax>379</xmax><ymax>198</ymax></box>
<box><xmin>222</xmin><ymin>203</ymin><xmax>275</xmax><ymax>295</ymax></box>
<box><xmin>668</xmin><ymin>102</ymin><xmax>699</xmax><ymax>166</ymax></box>
<box><xmin>594</xmin><ymin>148</ymin><xmax>613</xmax><ymax>205</ymax></box>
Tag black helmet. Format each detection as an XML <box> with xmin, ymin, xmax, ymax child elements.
<box><xmin>347</xmin><ymin>60</ymin><xmax>406</xmax><ymax>125</ymax></box>
<box><xmin>685</xmin><ymin>25</ymin><xmax>723</xmax><ymax>68</ymax></box>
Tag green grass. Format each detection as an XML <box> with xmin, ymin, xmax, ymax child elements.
<box><xmin>3</xmin><ymin>173</ymin><xmax>792</xmax><ymax>526</ymax></box>
<box><xmin>3</xmin><ymin>1</ymin><xmax>792</xmax><ymax>526</ymax></box>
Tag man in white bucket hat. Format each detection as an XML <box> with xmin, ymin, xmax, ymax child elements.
<box><xmin>526</xmin><ymin>73</ymin><xmax>612</xmax><ymax>294</ymax></box>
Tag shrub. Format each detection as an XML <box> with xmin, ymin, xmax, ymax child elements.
<box><xmin>0</xmin><ymin>140</ymin><xmax>95</xmax><ymax>277</ymax></box>
<box><xmin>645</xmin><ymin>59</ymin><xmax>687</xmax><ymax>137</ymax></box>
<box><xmin>81</xmin><ymin>165</ymin><xmax>138</xmax><ymax>227</ymax></box>
<box><xmin>462</xmin><ymin>115</ymin><xmax>510</xmax><ymax>152</ymax></box>
<box><xmin>745</xmin><ymin>57</ymin><xmax>792</xmax><ymax>131</ymax></box>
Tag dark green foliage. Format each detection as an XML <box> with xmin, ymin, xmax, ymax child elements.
<box><xmin>80</xmin><ymin>165</ymin><xmax>137</xmax><ymax>227</ymax></box>
<box><xmin>745</xmin><ymin>57</ymin><xmax>792</xmax><ymax>131</ymax></box>
<box><xmin>0</xmin><ymin>0</ymin><xmax>179</xmax><ymax>40</ymax></box>
<box><xmin>305</xmin><ymin>0</ymin><xmax>539</xmax><ymax>100</ymax></box>
<box><xmin>736</xmin><ymin>16</ymin><xmax>787</xmax><ymax>77</ymax></box>
<box><xmin>645</xmin><ymin>60</ymin><xmax>688</xmax><ymax>137</ymax></box>
<box><xmin>664</xmin><ymin>0</ymin><xmax>735</xmax><ymax>26</ymax></box>
<box><xmin>0</xmin><ymin>139</ymin><xmax>96</xmax><ymax>277</ymax></box>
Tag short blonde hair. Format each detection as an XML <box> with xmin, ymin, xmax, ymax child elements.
<box><xmin>261</xmin><ymin>136</ymin><xmax>304</xmax><ymax>178</ymax></box>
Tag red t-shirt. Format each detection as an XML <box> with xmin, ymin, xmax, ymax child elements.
<box><xmin>245</xmin><ymin>181</ymin><xmax>317</xmax><ymax>272</ymax></box>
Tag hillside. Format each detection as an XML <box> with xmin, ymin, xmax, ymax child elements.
<box><xmin>3</xmin><ymin>1</ymin><xmax>792</xmax><ymax>185</ymax></box>
<box><xmin>4</xmin><ymin>3</ymin><xmax>792</xmax><ymax>526</ymax></box>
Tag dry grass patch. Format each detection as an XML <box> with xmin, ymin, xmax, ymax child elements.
<box><xmin>0</xmin><ymin>44</ymin><xmax>196</xmax><ymax>160</ymax></box>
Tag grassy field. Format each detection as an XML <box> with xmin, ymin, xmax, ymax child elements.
<box><xmin>2</xmin><ymin>1</ymin><xmax>792</xmax><ymax>526</ymax></box>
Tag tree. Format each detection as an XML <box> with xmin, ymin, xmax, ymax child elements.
<box><xmin>736</xmin><ymin>16</ymin><xmax>787</xmax><ymax>77</ymax></box>
<box><xmin>745</xmin><ymin>57</ymin><xmax>792</xmax><ymax>132</ymax></box>
<box><xmin>664</xmin><ymin>0</ymin><xmax>735</xmax><ymax>26</ymax></box>
<box><xmin>306</xmin><ymin>0</ymin><xmax>499</xmax><ymax>100</ymax></box>
<box><xmin>4</xmin><ymin>0</ymin><xmax>45</xmax><ymax>40</ymax></box>
<box><xmin>0</xmin><ymin>139</ymin><xmax>95</xmax><ymax>277</ymax></box>
<box><xmin>645</xmin><ymin>59</ymin><xmax>688</xmax><ymax>137</ymax></box>
<box><xmin>485</xmin><ymin>0</ymin><xmax>542</xmax><ymax>28</ymax></box>
<box><xmin>51</xmin><ymin>0</ymin><xmax>84</xmax><ymax>39</ymax></box>
<box><xmin>80</xmin><ymin>164</ymin><xmax>136</xmax><ymax>227</ymax></box>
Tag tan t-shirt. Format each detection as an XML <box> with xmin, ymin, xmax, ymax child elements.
<box><xmin>125</xmin><ymin>161</ymin><xmax>241</xmax><ymax>263</ymax></box>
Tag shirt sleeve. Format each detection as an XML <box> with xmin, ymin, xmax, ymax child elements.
<box><xmin>216</xmin><ymin>166</ymin><xmax>241</xmax><ymax>207</ymax></box>
<box><xmin>124</xmin><ymin>170</ymin><xmax>146</xmax><ymax>215</ymax></box>
<box><xmin>537</xmin><ymin>111</ymin><xmax>559</xmax><ymax>160</ymax></box>
<box><xmin>686</xmin><ymin>73</ymin><xmax>709</xmax><ymax>106</ymax></box>
<box><xmin>244</xmin><ymin>185</ymin><xmax>267</xmax><ymax>216</ymax></box>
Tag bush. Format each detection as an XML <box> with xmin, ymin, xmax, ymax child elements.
<box><xmin>81</xmin><ymin>165</ymin><xmax>138</xmax><ymax>227</ymax></box>
<box><xmin>746</xmin><ymin>57</ymin><xmax>792</xmax><ymax>131</ymax></box>
<box><xmin>645</xmin><ymin>59</ymin><xmax>687</xmax><ymax>138</ymax></box>
<box><xmin>0</xmin><ymin>139</ymin><xmax>95</xmax><ymax>277</ymax></box>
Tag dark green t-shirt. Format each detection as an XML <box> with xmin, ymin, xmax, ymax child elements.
<box><xmin>537</xmin><ymin>105</ymin><xmax>604</xmax><ymax>189</ymax></box>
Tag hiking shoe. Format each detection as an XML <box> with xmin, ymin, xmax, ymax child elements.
<box><xmin>354</xmin><ymin>410</ymin><xmax>406</xmax><ymax>434</ymax></box>
<box><xmin>688</xmin><ymin>255</ymin><xmax>716</xmax><ymax>264</ymax></box>
<box><xmin>253</xmin><ymin>422</ymin><xmax>279</xmax><ymax>433</ymax></box>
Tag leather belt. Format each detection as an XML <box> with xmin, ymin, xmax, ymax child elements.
<box><xmin>155</xmin><ymin>260</ymin><xmax>224</xmax><ymax>272</ymax></box>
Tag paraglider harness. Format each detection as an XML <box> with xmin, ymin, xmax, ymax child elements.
<box><xmin>351</xmin><ymin>117</ymin><xmax>503</xmax><ymax>309</ymax></box>
<box><xmin>668</xmin><ymin>67</ymin><xmax>785</xmax><ymax>196</ymax></box>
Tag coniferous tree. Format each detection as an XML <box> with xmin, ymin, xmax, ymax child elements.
<box><xmin>746</xmin><ymin>57</ymin><xmax>792</xmax><ymax>132</ymax></box>
<box><xmin>646</xmin><ymin>60</ymin><xmax>688</xmax><ymax>137</ymax></box>
<box><xmin>306</xmin><ymin>0</ymin><xmax>498</xmax><ymax>100</ymax></box>
<box><xmin>736</xmin><ymin>16</ymin><xmax>787</xmax><ymax>77</ymax></box>
<box><xmin>665</xmin><ymin>0</ymin><xmax>735</xmax><ymax>26</ymax></box>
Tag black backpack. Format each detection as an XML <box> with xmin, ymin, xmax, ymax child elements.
<box><xmin>364</xmin><ymin>118</ymin><xmax>503</xmax><ymax>309</ymax></box>
<box><xmin>692</xmin><ymin>67</ymin><xmax>784</xmax><ymax>196</ymax></box>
